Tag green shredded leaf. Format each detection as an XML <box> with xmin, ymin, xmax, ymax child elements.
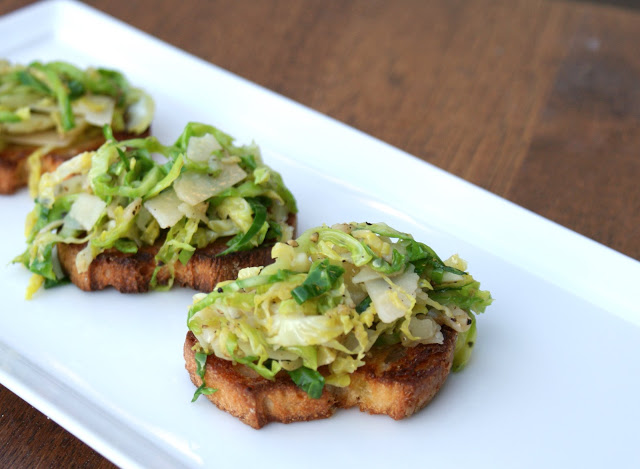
<box><xmin>114</xmin><ymin>239</ymin><xmax>138</xmax><ymax>254</ymax></box>
<box><xmin>191</xmin><ymin>351</ymin><xmax>217</xmax><ymax>402</ymax></box>
<box><xmin>288</xmin><ymin>367</ymin><xmax>325</xmax><ymax>399</ymax></box>
<box><xmin>355</xmin><ymin>296</ymin><xmax>371</xmax><ymax>313</ymax></box>
<box><xmin>102</xmin><ymin>124</ymin><xmax>115</xmax><ymax>141</ymax></box>
<box><xmin>17</xmin><ymin>69</ymin><xmax>51</xmax><ymax>94</ymax></box>
<box><xmin>266</xmin><ymin>221</ymin><xmax>282</xmax><ymax>240</ymax></box>
<box><xmin>29</xmin><ymin>62</ymin><xmax>75</xmax><ymax>131</ymax></box>
<box><xmin>430</xmin><ymin>281</ymin><xmax>493</xmax><ymax>314</ymax></box>
<box><xmin>195</xmin><ymin>351</ymin><xmax>208</xmax><ymax>378</ymax></box>
<box><xmin>452</xmin><ymin>313</ymin><xmax>477</xmax><ymax>371</ymax></box>
<box><xmin>44</xmin><ymin>277</ymin><xmax>71</xmax><ymax>289</ymax></box>
<box><xmin>313</xmin><ymin>229</ymin><xmax>372</xmax><ymax>266</ymax></box>
<box><xmin>218</xmin><ymin>198</ymin><xmax>268</xmax><ymax>255</ymax></box>
<box><xmin>144</xmin><ymin>154</ymin><xmax>184</xmax><ymax>201</ymax></box>
<box><xmin>241</xmin><ymin>153</ymin><xmax>257</xmax><ymax>171</ymax></box>
<box><xmin>191</xmin><ymin>384</ymin><xmax>217</xmax><ymax>402</ymax></box>
<box><xmin>226</xmin><ymin>335</ymin><xmax>281</xmax><ymax>379</ymax></box>
<box><xmin>291</xmin><ymin>259</ymin><xmax>344</xmax><ymax>304</ymax></box>
<box><xmin>0</xmin><ymin>110</ymin><xmax>22</xmax><ymax>123</ymax></box>
<box><xmin>178</xmin><ymin>249</ymin><xmax>195</xmax><ymax>265</ymax></box>
<box><xmin>369</xmin><ymin>248</ymin><xmax>405</xmax><ymax>274</ymax></box>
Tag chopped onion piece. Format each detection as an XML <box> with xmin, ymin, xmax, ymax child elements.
<box><xmin>178</xmin><ymin>201</ymin><xmax>208</xmax><ymax>223</ymax></box>
<box><xmin>143</xmin><ymin>188</ymin><xmax>184</xmax><ymax>229</ymax></box>
<box><xmin>173</xmin><ymin>164</ymin><xmax>247</xmax><ymax>206</ymax></box>
<box><xmin>408</xmin><ymin>317</ymin><xmax>443</xmax><ymax>343</ymax></box>
<box><xmin>39</xmin><ymin>151</ymin><xmax>93</xmax><ymax>205</ymax></box>
<box><xmin>135</xmin><ymin>206</ymin><xmax>154</xmax><ymax>232</ymax></box>
<box><xmin>365</xmin><ymin>268</ymin><xmax>419</xmax><ymax>323</ymax></box>
<box><xmin>67</xmin><ymin>194</ymin><xmax>107</xmax><ymax>231</ymax></box>
<box><xmin>352</xmin><ymin>265</ymin><xmax>382</xmax><ymax>284</ymax></box>
<box><xmin>186</xmin><ymin>133</ymin><xmax>222</xmax><ymax>163</ymax></box>
<box><xmin>126</xmin><ymin>91</ymin><xmax>155</xmax><ymax>134</ymax></box>
<box><xmin>73</xmin><ymin>96</ymin><xmax>115</xmax><ymax>127</ymax></box>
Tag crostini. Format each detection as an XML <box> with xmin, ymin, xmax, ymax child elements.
<box><xmin>16</xmin><ymin>122</ymin><xmax>297</xmax><ymax>296</ymax></box>
<box><xmin>185</xmin><ymin>222</ymin><xmax>491</xmax><ymax>428</ymax></box>
<box><xmin>0</xmin><ymin>59</ymin><xmax>153</xmax><ymax>194</ymax></box>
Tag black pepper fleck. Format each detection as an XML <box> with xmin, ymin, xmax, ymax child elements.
<box><xmin>467</xmin><ymin>318</ymin><xmax>472</xmax><ymax>325</ymax></box>
<box><xmin>217</xmin><ymin>287</ymin><xmax>223</xmax><ymax>293</ymax></box>
<box><xmin>468</xmin><ymin>341</ymin><xmax>474</xmax><ymax>348</ymax></box>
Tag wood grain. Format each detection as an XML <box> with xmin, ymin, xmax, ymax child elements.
<box><xmin>1</xmin><ymin>0</ymin><xmax>639</xmax><ymax>466</ymax></box>
<box><xmin>0</xmin><ymin>385</ymin><xmax>115</xmax><ymax>468</ymax></box>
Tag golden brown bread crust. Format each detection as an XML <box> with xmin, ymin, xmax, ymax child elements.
<box><xmin>57</xmin><ymin>213</ymin><xmax>296</xmax><ymax>293</ymax></box>
<box><xmin>184</xmin><ymin>331</ymin><xmax>336</xmax><ymax>429</ymax></box>
<box><xmin>330</xmin><ymin>333</ymin><xmax>457</xmax><ymax>420</ymax></box>
<box><xmin>184</xmin><ymin>326</ymin><xmax>457</xmax><ymax>429</ymax></box>
<box><xmin>0</xmin><ymin>128</ymin><xmax>150</xmax><ymax>194</ymax></box>
<box><xmin>58</xmin><ymin>238</ymin><xmax>275</xmax><ymax>293</ymax></box>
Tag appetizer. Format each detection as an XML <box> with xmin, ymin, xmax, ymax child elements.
<box><xmin>0</xmin><ymin>59</ymin><xmax>154</xmax><ymax>194</ymax></box>
<box><xmin>185</xmin><ymin>222</ymin><xmax>492</xmax><ymax>428</ymax></box>
<box><xmin>16</xmin><ymin>122</ymin><xmax>297</xmax><ymax>297</ymax></box>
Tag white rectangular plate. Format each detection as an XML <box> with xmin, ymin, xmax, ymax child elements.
<box><xmin>1</xmin><ymin>2</ymin><xmax>639</xmax><ymax>468</ymax></box>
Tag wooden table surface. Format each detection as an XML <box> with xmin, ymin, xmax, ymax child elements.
<box><xmin>1</xmin><ymin>0</ymin><xmax>639</xmax><ymax>467</ymax></box>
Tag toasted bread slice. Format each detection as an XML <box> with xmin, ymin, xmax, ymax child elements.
<box><xmin>184</xmin><ymin>326</ymin><xmax>457</xmax><ymax>429</ymax></box>
<box><xmin>0</xmin><ymin>128</ymin><xmax>150</xmax><ymax>194</ymax></box>
<box><xmin>184</xmin><ymin>330</ymin><xmax>337</xmax><ymax>428</ymax></box>
<box><xmin>329</xmin><ymin>331</ymin><xmax>457</xmax><ymax>420</ymax></box>
<box><xmin>57</xmin><ymin>212</ymin><xmax>295</xmax><ymax>293</ymax></box>
<box><xmin>58</xmin><ymin>236</ymin><xmax>281</xmax><ymax>293</ymax></box>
